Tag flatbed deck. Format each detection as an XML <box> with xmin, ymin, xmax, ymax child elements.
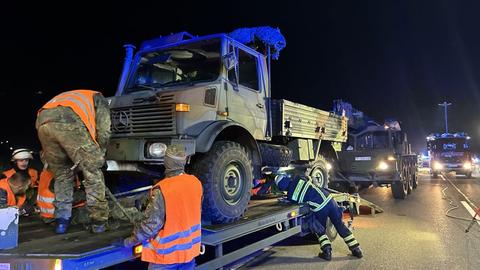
<box><xmin>8</xmin><ymin>217</ymin><xmax>132</xmax><ymax>256</ymax></box>
<box><xmin>0</xmin><ymin>217</ymin><xmax>136</xmax><ymax>270</ymax></box>
<box><xmin>0</xmin><ymin>195</ymin><xmax>377</xmax><ymax>270</ymax></box>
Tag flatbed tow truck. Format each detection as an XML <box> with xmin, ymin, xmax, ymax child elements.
<box><xmin>0</xmin><ymin>190</ymin><xmax>382</xmax><ymax>270</ymax></box>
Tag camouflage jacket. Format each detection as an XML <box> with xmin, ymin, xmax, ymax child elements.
<box><xmin>129</xmin><ymin>188</ymin><xmax>166</xmax><ymax>244</ymax></box>
<box><xmin>36</xmin><ymin>93</ymin><xmax>111</xmax><ymax>151</ymax></box>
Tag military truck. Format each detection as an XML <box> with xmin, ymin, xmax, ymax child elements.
<box><xmin>106</xmin><ymin>28</ymin><xmax>348</xmax><ymax>224</ymax></box>
<box><xmin>427</xmin><ymin>133</ymin><xmax>473</xmax><ymax>178</ymax></box>
<box><xmin>330</xmin><ymin>100</ymin><xmax>417</xmax><ymax>199</ymax></box>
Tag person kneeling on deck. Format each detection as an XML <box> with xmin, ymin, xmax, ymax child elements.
<box><xmin>0</xmin><ymin>172</ymin><xmax>30</xmax><ymax>210</ymax></box>
<box><xmin>122</xmin><ymin>144</ymin><xmax>203</xmax><ymax>270</ymax></box>
<box><xmin>274</xmin><ymin>173</ymin><xmax>363</xmax><ymax>261</ymax></box>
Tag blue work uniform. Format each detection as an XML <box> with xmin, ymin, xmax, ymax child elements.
<box><xmin>275</xmin><ymin>174</ymin><xmax>360</xmax><ymax>251</ymax></box>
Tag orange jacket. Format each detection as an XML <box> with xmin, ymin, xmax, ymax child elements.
<box><xmin>39</xmin><ymin>90</ymin><xmax>100</xmax><ymax>145</ymax></box>
<box><xmin>142</xmin><ymin>174</ymin><xmax>203</xmax><ymax>264</ymax></box>
<box><xmin>37</xmin><ymin>170</ymin><xmax>84</xmax><ymax>218</ymax></box>
<box><xmin>3</xmin><ymin>168</ymin><xmax>38</xmax><ymax>187</ymax></box>
<box><xmin>0</xmin><ymin>178</ymin><xmax>26</xmax><ymax>207</ymax></box>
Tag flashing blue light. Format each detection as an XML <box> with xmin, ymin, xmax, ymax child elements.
<box><xmin>229</xmin><ymin>26</ymin><xmax>286</xmax><ymax>60</ymax></box>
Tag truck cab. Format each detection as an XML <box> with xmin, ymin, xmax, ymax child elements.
<box><xmin>332</xmin><ymin>101</ymin><xmax>417</xmax><ymax>199</ymax></box>
<box><xmin>107</xmin><ymin>32</ymin><xmax>268</xmax><ymax>164</ymax></box>
<box><xmin>427</xmin><ymin>133</ymin><xmax>472</xmax><ymax>178</ymax></box>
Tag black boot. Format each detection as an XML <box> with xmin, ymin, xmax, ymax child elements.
<box><xmin>318</xmin><ymin>246</ymin><xmax>332</xmax><ymax>261</ymax></box>
<box><xmin>351</xmin><ymin>246</ymin><xmax>363</xmax><ymax>258</ymax></box>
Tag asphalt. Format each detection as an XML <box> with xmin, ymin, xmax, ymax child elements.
<box><xmin>238</xmin><ymin>171</ymin><xmax>480</xmax><ymax>270</ymax></box>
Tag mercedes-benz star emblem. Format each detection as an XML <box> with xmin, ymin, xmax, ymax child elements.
<box><xmin>112</xmin><ymin>111</ymin><xmax>130</xmax><ymax>131</ymax></box>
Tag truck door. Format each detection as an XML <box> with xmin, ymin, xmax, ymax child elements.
<box><xmin>224</xmin><ymin>43</ymin><xmax>267</xmax><ymax>140</ymax></box>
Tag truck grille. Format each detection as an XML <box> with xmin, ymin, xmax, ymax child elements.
<box><xmin>111</xmin><ymin>104</ymin><xmax>176</xmax><ymax>136</ymax></box>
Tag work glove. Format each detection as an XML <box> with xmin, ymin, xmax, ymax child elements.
<box><xmin>123</xmin><ymin>236</ymin><xmax>139</xmax><ymax>248</ymax></box>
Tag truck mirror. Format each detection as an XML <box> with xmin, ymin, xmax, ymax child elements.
<box><xmin>223</xmin><ymin>52</ymin><xmax>237</xmax><ymax>71</ymax></box>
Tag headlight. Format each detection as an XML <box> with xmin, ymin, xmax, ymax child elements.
<box><xmin>463</xmin><ymin>162</ymin><xmax>472</xmax><ymax>170</ymax></box>
<box><xmin>148</xmin><ymin>143</ymin><xmax>167</xmax><ymax>158</ymax></box>
<box><xmin>433</xmin><ymin>161</ymin><xmax>443</xmax><ymax>170</ymax></box>
<box><xmin>326</xmin><ymin>163</ymin><xmax>332</xmax><ymax>171</ymax></box>
<box><xmin>377</xmin><ymin>161</ymin><xmax>389</xmax><ymax>171</ymax></box>
<box><xmin>387</xmin><ymin>156</ymin><xmax>396</xmax><ymax>161</ymax></box>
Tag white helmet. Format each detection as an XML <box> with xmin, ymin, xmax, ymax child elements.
<box><xmin>11</xmin><ymin>148</ymin><xmax>34</xmax><ymax>161</ymax></box>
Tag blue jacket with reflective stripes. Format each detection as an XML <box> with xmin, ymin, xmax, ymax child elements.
<box><xmin>275</xmin><ymin>174</ymin><xmax>332</xmax><ymax>212</ymax></box>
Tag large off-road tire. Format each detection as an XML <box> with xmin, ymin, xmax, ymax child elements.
<box><xmin>432</xmin><ymin>172</ymin><xmax>439</xmax><ymax>179</ymax></box>
<box><xmin>466</xmin><ymin>172</ymin><xmax>472</xmax><ymax>179</ymax></box>
<box><xmin>391</xmin><ymin>179</ymin><xmax>408</xmax><ymax>199</ymax></box>
<box><xmin>192</xmin><ymin>141</ymin><xmax>253</xmax><ymax>224</ymax></box>
<box><xmin>406</xmin><ymin>169</ymin><xmax>413</xmax><ymax>195</ymax></box>
<box><xmin>259</xmin><ymin>143</ymin><xmax>292</xmax><ymax>167</ymax></box>
<box><xmin>306</xmin><ymin>157</ymin><xmax>329</xmax><ymax>188</ymax></box>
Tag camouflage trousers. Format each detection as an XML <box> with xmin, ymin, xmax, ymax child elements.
<box><xmin>37</xmin><ymin>122</ymin><xmax>109</xmax><ymax>222</ymax></box>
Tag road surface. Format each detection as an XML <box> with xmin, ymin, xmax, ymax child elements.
<box><xmin>239</xmin><ymin>171</ymin><xmax>480</xmax><ymax>270</ymax></box>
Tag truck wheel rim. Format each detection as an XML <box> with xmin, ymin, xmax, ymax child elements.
<box><xmin>222</xmin><ymin>163</ymin><xmax>244</xmax><ymax>205</ymax></box>
<box><xmin>311</xmin><ymin>167</ymin><xmax>325</xmax><ymax>187</ymax></box>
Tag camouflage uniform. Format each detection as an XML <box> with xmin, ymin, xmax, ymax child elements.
<box><xmin>36</xmin><ymin>93</ymin><xmax>111</xmax><ymax>223</ymax></box>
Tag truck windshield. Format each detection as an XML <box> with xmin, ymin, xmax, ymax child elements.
<box><xmin>357</xmin><ymin>131</ymin><xmax>389</xmax><ymax>149</ymax></box>
<box><xmin>430</xmin><ymin>138</ymin><xmax>469</xmax><ymax>151</ymax></box>
<box><xmin>126</xmin><ymin>39</ymin><xmax>221</xmax><ymax>93</ymax></box>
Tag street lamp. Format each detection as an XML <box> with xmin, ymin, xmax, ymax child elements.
<box><xmin>438</xmin><ymin>101</ymin><xmax>451</xmax><ymax>133</ymax></box>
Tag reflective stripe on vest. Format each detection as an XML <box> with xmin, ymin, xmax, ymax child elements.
<box><xmin>37</xmin><ymin>170</ymin><xmax>55</xmax><ymax>218</ymax></box>
<box><xmin>0</xmin><ymin>178</ymin><xmax>26</xmax><ymax>207</ymax></box>
<box><xmin>39</xmin><ymin>207</ymin><xmax>55</xmax><ymax>215</ymax></box>
<box><xmin>37</xmin><ymin>195</ymin><xmax>54</xmax><ymax>203</ymax></box>
<box><xmin>141</xmin><ymin>174</ymin><xmax>203</xmax><ymax>265</ymax></box>
<box><xmin>40</xmin><ymin>90</ymin><xmax>99</xmax><ymax>144</ymax></box>
<box><xmin>153</xmin><ymin>224</ymin><xmax>201</xmax><ymax>244</ymax></box>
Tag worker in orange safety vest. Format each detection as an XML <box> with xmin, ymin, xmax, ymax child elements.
<box><xmin>119</xmin><ymin>144</ymin><xmax>203</xmax><ymax>270</ymax></box>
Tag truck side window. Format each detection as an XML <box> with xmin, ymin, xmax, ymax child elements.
<box><xmin>228</xmin><ymin>48</ymin><xmax>259</xmax><ymax>91</ymax></box>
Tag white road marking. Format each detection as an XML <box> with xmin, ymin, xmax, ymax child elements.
<box><xmin>440</xmin><ymin>174</ymin><xmax>478</xmax><ymax>208</ymax></box>
<box><xmin>460</xmin><ymin>201</ymin><xmax>480</xmax><ymax>225</ymax></box>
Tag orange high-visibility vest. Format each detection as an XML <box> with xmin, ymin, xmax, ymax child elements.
<box><xmin>0</xmin><ymin>178</ymin><xmax>26</xmax><ymax>207</ymax></box>
<box><xmin>3</xmin><ymin>168</ymin><xmax>38</xmax><ymax>187</ymax></box>
<box><xmin>39</xmin><ymin>90</ymin><xmax>100</xmax><ymax>145</ymax></box>
<box><xmin>141</xmin><ymin>174</ymin><xmax>203</xmax><ymax>265</ymax></box>
<box><xmin>37</xmin><ymin>170</ymin><xmax>55</xmax><ymax>218</ymax></box>
<box><xmin>37</xmin><ymin>170</ymin><xmax>85</xmax><ymax>219</ymax></box>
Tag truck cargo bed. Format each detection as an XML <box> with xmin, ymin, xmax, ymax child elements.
<box><xmin>271</xmin><ymin>99</ymin><xmax>348</xmax><ymax>142</ymax></box>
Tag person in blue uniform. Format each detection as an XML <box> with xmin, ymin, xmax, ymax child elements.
<box><xmin>274</xmin><ymin>172</ymin><xmax>363</xmax><ymax>260</ymax></box>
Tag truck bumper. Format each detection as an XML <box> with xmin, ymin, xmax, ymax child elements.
<box><xmin>106</xmin><ymin>137</ymin><xmax>195</xmax><ymax>163</ymax></box>
<box><xmin>432</xmin><ymin>168</ymin><xmax>471</xmax><ymax>175</ymax></box>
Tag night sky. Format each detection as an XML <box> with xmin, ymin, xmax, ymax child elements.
<box><xmin>2</xmin><ymin>1</ymin><xmax>480</xmax><ymax>158</ymax></box>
